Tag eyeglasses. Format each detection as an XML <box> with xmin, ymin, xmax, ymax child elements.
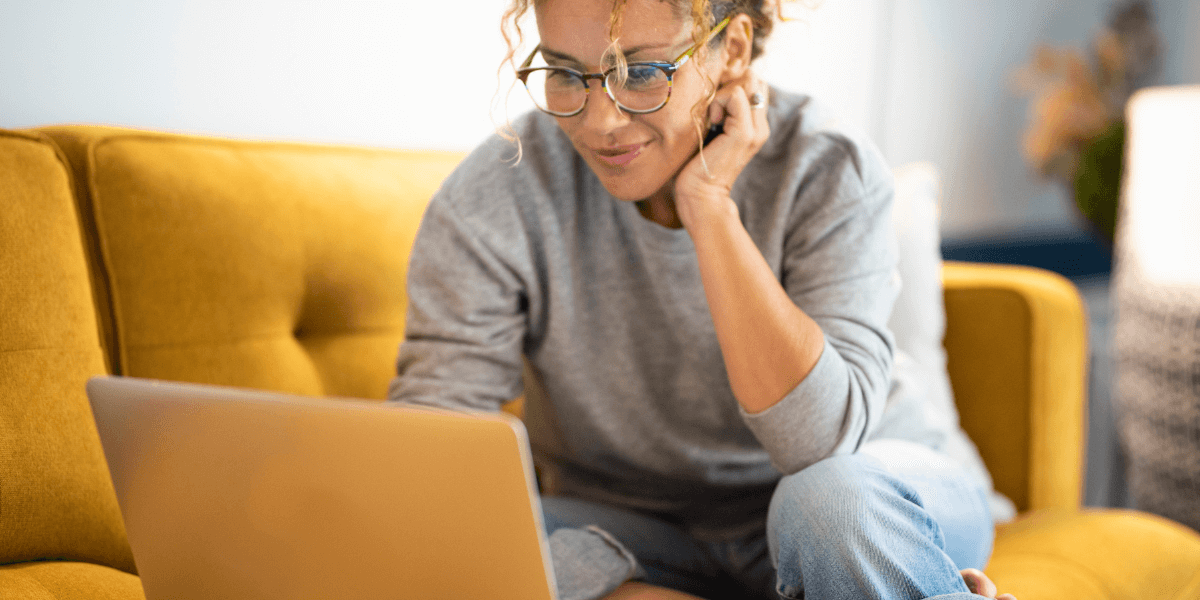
<box><xmin>516</xmin><ymin>15</ymin><xmax>732</xmax><ymax>117</ymax></box>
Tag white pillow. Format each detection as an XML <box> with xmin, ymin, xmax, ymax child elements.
<box><xmin>889</xmin><ymin>161</ymin><xmax>946</xmax><ymax>376</ymax></box>
<box><xmin>892</xmin><ymin>162</ymin><xmax>945</xmax><ymax>400</ymax></box>
<box><xmin>887</xmin><ymin>162</ymin><xmax>1016</xmax><ymax>523</ymax></box>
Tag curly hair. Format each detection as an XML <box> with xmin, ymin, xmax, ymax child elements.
<box><xmin>500</xmin><ymin>0</ymin><xmax>774</xmax><ymax>70</ymax></box>
<box><xmin>495</xmin><ymin>0</ymin><xmax>776</xmax><ymax>161</ymax></box>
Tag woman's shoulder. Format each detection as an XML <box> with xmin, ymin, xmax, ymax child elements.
<box><xmin>764</xmin><ymin>88</ymin><xmax>892</xmax><ymax>191</ymax></box>
<box><xmin>438</xmin><ymin>111</ymin><xmax>578</xmax><ymax>202</ymax></box>
<box><xmin>421</xmin><ymin>110</ymin><xmax>583</xmax><ymax>243</ymax></box>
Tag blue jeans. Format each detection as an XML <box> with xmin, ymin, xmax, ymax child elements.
<box><xmin>542</xmin><ymin>440</ymin><xmax>995</xmax><ymax>600</ymax></box>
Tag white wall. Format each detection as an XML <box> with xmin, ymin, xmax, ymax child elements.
<box><xmin>0</xmin><ymin>0</ymin><xmax>883</xmax><ymax>150</ymax></box>
<box><xmin>878</xmin><ymin>0</ymin><xmax>1103</xmax><ymax>238</ymax></box>
<box><xmin>757</xmin><ymin>0</ymin><xmax>892</xmax><ymax>138</ymax></box>
<box><xmin>1</xmin><ymin>1</ymin><xmax>517</xmax><ymax>150</ymax></box>
<box><xmin>879</xmin><ymin>0</ymin><xmax>1200</xmax><ymax>239</ymax></box>
<box><xmin>2</xmin><ymin>0</ymin><xmax>1196</xmax><ymax>238</ymax></box>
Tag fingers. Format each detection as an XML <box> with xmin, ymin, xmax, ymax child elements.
<box><xmin>960</xmin><ymin>568</ymin><xmax>998</xmax><ymax>598</ymax></box>
<box><xmin>707</xmin><ymin>70</ymin><xmax>765</xmax><ymax>119</ymax></box>
<box><xmin>711</xmin><ymin>85</ymin><xmax>751</xmax><ymax>133</ymax></box>
<box><xmin>705</xmin><ymin>85</ymin><xmax>739</xmax><ymax>131</ymax></box>
<box><xmin>702</xmin><ymin>75</ymin><xmax>769</xmax><ymax>155</ymax></box>
<box><xmin>673</xmin><ymin>73</ymin><xmax>770</xmax><ymax>219</ymax></box>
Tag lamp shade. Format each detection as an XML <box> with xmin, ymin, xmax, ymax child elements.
<box><xmin>1112</xmin><ymin>85</ymin><xmax>1200</xmax><ymax>532</ymax></box>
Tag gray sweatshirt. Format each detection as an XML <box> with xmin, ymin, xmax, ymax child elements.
<box><xmin>389</xmin><ymin>89</ymin><xmax>995</xmax><ymax>538</ymax></box>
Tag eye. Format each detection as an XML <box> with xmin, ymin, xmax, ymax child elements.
<box><xmin>544</xmin><ymin>69</ymin><xmax>583</xmax><ymax>89</ymax></box>
<box><xmin>622</xmin><ymin>65</ymin><xmax>667</xmax><ymax>90</ymax></box>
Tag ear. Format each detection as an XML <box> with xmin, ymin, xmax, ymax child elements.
<box><xmin>717</xmin><ymin>13</ymin><xmax>755</xmax><ymax>83</ymax></box>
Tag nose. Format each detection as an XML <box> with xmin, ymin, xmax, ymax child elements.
<box><xmin>577</xmin><ymin>78</ymin><xmax>630</xmax><ymax>134</ymax></box>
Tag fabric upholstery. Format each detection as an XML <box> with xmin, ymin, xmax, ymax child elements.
<box><xmin>889</xmin><ymin>162</ymin><xmax>950</xmax><ymax>398</ymax></box>
<box><xmin>0</xmin><ymin>131</ymin><xmax>135</xmax><ymax>572</ymax></box>
<box><xmin>987</xmin><ymin>509</ymin><xmax>1200</xmax><ymax>599</ymax></box>
<box><xmin>39</xmin><ymin>126</ymin><xmax>463</xmax><ymax>400</ymax></box>
<box><xmin>942</xmin><ymin>261</ymin><xmax>1087</xmax><ymax>513</ymax></box>
<box><xmin>5</xmin><ymin>125</ymin><xmax>1196</xmax><ymax>599</ymax></box>
<box><xmin>0</xmin><ymin>561</ymin><xmax>144</xmax><ymax>600</ymax></box>
<box><xmin>890</xmin><ymin>164</ymin><xmax>1012</xmax><ymax>522</ymax></box>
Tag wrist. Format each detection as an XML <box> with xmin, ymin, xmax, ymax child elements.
<box><xmin>676</xmin><ymin>185</ymin><xmax>739</xmax><ymax>233</ymax></box>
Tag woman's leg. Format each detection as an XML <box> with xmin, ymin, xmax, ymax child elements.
<box><xmin>541</xmin><ymin>496</ymin><xmax>734</xmax><ymax>600</ymax></box>
<box><xmin>766</xmin><ymin>441</ymin><xmax>994</xmax><ymax>600</ymax></box>
<box><xmin>859</xmin><ymin>440</ymin><xmax>994</xmax><ymax>570</ymax></box>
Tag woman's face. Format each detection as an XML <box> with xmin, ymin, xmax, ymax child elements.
<box><xmin>533</xmin><ymin>0</ymin><xmax>723</xmax><ymax>203</ymax></box>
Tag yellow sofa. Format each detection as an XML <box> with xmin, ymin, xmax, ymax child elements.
<box><xmin>2</xmin><ymin>125</ymin><xmax>1198</xmax><ymax>599</ymax></box>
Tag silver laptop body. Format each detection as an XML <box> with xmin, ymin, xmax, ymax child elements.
<box><xmin>87</xmin><ymin>376</ymin><xmax>558</xmax><ymax>600</ymax></box>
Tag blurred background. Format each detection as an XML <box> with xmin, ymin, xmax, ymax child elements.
<box><xmin>3</xmin><ymin>0</ymin><xmax>1198</xmax><ymax>511</ymax></box>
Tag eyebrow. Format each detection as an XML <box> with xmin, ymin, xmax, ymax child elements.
<box><xmin>538</xmin><ymin>42</ymin><xmax>676</xmax><ymax>67</ymax></box>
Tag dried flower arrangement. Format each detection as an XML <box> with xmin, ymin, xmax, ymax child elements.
<box><xmin>1013</xmin><ymin>0</ymin><xmax>1162</xmax><ymax>245</ymax></box>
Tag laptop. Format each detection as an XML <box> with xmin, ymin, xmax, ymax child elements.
<box><xmin>86</xmin><ymin>376</ymin><xmax>558</xmax><ymax>600</ymax></box>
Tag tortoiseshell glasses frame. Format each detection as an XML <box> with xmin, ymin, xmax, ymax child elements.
<box><xmin>516</xmin><ymin>15</ymin><xmax>732</xmax><ymax>117</ymax></box>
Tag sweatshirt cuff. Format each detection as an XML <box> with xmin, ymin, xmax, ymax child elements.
<box><xmin>740</xmin><ymin>337</ymin><xmax>855</xmax><ymax>475</ymax></box>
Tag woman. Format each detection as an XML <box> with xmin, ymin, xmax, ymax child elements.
<box><xmin>389</xmin><ymin>0</ymin><xmax>1014</xmax><ymax>598</ymax></box>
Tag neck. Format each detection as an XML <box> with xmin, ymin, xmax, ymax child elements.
<box><xmin>636</xmin><ymin>189</ymin><xmax>683</xmax><ymax>229</ymax></box>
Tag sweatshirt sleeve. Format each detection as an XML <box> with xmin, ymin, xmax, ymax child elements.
<box><xmin>740</xmin><ymin>135</ymin><xmax>899</xmax><ymax>475</ymax></box>
<box><xmin>386</xmin><ymin>184</ymin><xmax>529</xmax><ymax>412</ymax></box>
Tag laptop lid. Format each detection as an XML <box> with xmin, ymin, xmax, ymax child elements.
<box><xmin>87</xmin><ymin>376</ymin><xmax>558</xmax><ymax>600</ymax></box>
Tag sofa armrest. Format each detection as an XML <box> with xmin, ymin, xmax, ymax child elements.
<box><xmin>941</xmin><ymin>261</ymin><xmax>1088</xmax><ymax>513</ymax></box>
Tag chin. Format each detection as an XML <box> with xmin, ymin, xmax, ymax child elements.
<box><xmin>600</xmin><ymin>180</ymin><xmax>658</xmax><ymax>203</ymax></box>
<box><xmin>586</xmin><ymin>159</ymin><xmax>672</xmax><ymax>203</ymax></box>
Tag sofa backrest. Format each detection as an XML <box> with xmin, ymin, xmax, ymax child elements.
<box><xmin>942</xmin><ymin>262</ymin><xmax>1087</xmax><ymax>512</ymax></box>
<box><xmin>0</xmin><ymin>130</ymin><xmax>136</xmax><ymax>571</ymax></box>
<box><xmin>39</xmin><ymin>126</ymin><xmax>463</xmax><ymax>400</ymax></box>
<box><xmin>6</xmin><ymin>123</ymin><xmax>1084</xmax><ymax>529</ymax></box>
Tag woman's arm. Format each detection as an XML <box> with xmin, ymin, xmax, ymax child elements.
<box><xmin>675</xmin><ymin>83</ymin><xmax>823</xmax><ymax>415</ymax></box>
<box><xmin>388</xmin><ymin>183</ymin><xmax>530</xmax><ymax>412</ymax></box>
<box><xmin>675</xmin><ymin>80</ymin><xmax>897</xmax><ymax>474</ymax></box>
<box><xmin>681</xmin><ymin>178</ymin><xmax>825</xmax><ymax>414</ymax></box>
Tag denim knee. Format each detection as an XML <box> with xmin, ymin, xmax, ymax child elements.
<box><xmin>766</xmin><ymin>453</ymin><xmax>969</xmax><ymax>600</ymax></box>
<box><xmin>766</xmin><ymin>453</ymin><xmax>930</xmax><ymax>573</ymax></box>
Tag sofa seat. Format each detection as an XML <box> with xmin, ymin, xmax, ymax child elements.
<box><xmin>988</xmin><ymin>509</ymin><xmax>1200</xmax><ymax>599</ymax></box>
<box><xmin>0</xmin><ymin>562</ymin><xmax>144</xmax><ymax>600</ymax></box>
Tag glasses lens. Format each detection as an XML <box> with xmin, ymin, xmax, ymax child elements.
<box><xmin>521</xmin><ymin>68</ymin><xmax>586</xmax><ymax>115</ymax></box>
<box><xmin>608</xmin><ymin>64</ymin><xmax>670</xmax><ymax>112</ymax></box>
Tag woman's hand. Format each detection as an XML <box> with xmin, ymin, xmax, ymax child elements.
<box><xmin>673</xmin><ymin>72</ymin><xmax>770</xmax><ymax>232</ymax></box>
<box><xmin>670</xmin><ymin>72</ymin><xmax>823</xmax><ymax>414</ymax></box>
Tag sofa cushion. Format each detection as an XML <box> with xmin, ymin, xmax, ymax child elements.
<box><xmin>0</xmin><ymin>130</ymin><xmax>135</xmax><ymax>572</ymax></box>
<box><xmin>888</xmin><ymin>163</ymin><xmax>1014</xmax><ymax>522</ymax></box>
<box><xmin>39</xmin><ymin>126</ymin><xmax>463</xmax><ymax>399</ymax></box>
<box><xmin>0</xmin><ymin>560</ymin><xmax>144</xmax><ymax>600</ymax></box>
<box><xmin>888</xmin><ymin>162</ymin><xmax>947</xmax><ymax>396</ymax></box>
<box><xmin>987</xmin><ymin>509</ymin><xmax>1200</xmax><ymax>600</ymax></box>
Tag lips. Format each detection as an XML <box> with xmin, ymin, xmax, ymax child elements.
<box><xmin>593</xmin><ymin>144</ymin><xmax>644</xmax><ymax>168</ymax></box>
